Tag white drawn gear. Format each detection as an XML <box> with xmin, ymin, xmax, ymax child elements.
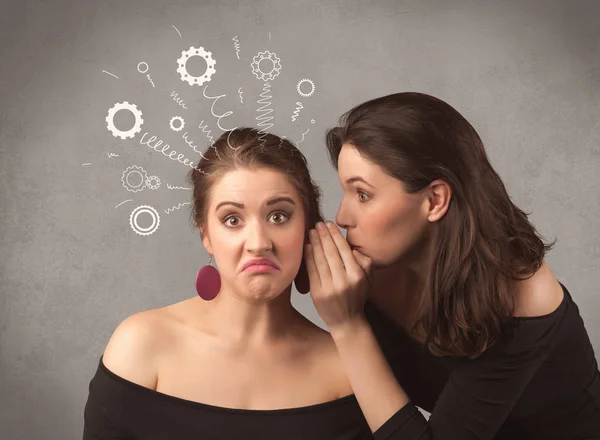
<box><xmin>297</xmin><ymin>78</ymin><xmax>315</xmax><ymax>98</ymax></box>
<box><xmin>169</xmin><ymin>116</ymin><xmax>185</xmax><ymax>132</ymax></box>
<box><xmin>146</xmin><ymin>175</ymin><xmax>161</xmax><ymax>190</ymax></box>
<box><xmin>129</xmin><ymin>205</ymin><xmax>161</xmax><ymax>236</ymax></box>
<box><xmin>176</xmin><ymin>46</ymin><xmax>216</xmax><ymax>87</ymax></box>
<box><xmin>106</xmin><ymin>101</ymin><xmax>144</xmax><ymax>140</ymax></box>
<box><xmin>121</xmin><ymin>165</ymin><xmax>148</xmax><ymax>193</ymax></box>
<box><xmin>251</xmin><ymin>51</ymin><xmax>282</xmax><ymax>82</ymax></box>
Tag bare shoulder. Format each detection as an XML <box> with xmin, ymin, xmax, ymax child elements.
<box><xmin>102</xmin><ymin>308</ymin><xmax>172</xmax><ymax>389</ymax></box>
<box><xmin>512</xmin><ymin>261</ymin><xmax>565</xmax><ymax>318</ymax></box>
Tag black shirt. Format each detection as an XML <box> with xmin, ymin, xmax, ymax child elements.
<box><xmin>83</xmin><ymin>356</ymin><xmax>373</xmax><ymax>440</ymax></box>
<box><xmin>366</xmin><ymin>281</ymin><xmax>600</xmax><ymax>439</ymax></box>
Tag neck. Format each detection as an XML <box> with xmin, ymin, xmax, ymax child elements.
<box><xmin>197</xmin><ymin>285</ymin><xmax>305</xmax><ymax>347</ymax></box>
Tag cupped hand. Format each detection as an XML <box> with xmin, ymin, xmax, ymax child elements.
<box><xmin>304</xmin><ymin>221</ymin><xmax>373</xmax><ymax>336</ymax></box>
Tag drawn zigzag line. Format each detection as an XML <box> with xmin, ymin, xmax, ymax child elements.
<box><xmin>256</xmin><ymin>82</ymin><xmax>274</xmax><ymax>146</ymax></box>
<box><xmin>232</xmin><ymin>36</ymin><xmax>240</xmax><ymax>60</ymax></box>
<box><xmin>171</xmin><ymin>91</ymin><xmax>188</xmax><ymax>109</ymax></box>
<box><xmin>291</xmin><ymin>102</ymin><xmax>303</xmax><ymax>122</ymax></box>
<box><xmin>164</xmin><ymin>202</ymin><xmax>191</xmax><ymax>214</ymax></box>
<box><xmin>198</xmin><ymin>120</ymin><xmax>214</xmax><ymax>145</ymax></box>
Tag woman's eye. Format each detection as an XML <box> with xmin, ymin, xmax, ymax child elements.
<box><xmin>270</xmin><ymin>212</ymin><xmax>289</xmax><ymax>224</ymax></box>
<box><xmin>357</xmin><ymin>191</ymin><xmax>371</xmax><ymax>202</ymax></box>
<box><xmin>224</xmin><ymin>216</ymin><xmax>240</xmax><ymax>227</ymax></box>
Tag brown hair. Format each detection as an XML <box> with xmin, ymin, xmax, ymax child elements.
<box><xmin>186</xmin><ymin>127</ymin><xmax>323</xmax><ymax>233</ymax></box>
<box><xmin>326</xmin><ymin>92</ymin><xmax>556</xmax><ymax>358</ymax></box>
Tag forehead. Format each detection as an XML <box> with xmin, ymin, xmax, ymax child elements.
<box><xmin>337</xmin><ymin>144</ymin><xmax>382</xmax><ymax>179</ymax></box>
<box><xmin>210</xmin><ymin>168</ymin><xmax>299</xmax><ymax>204</ymax></box>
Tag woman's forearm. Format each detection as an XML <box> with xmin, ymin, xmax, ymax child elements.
<box><xmin>330</xmin><ymin>316</ymin><xmax>411</xmax><ymax>432</ymax></box>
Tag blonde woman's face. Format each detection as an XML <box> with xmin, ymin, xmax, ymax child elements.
<box><xmin>203</xmin><ymin>168</ymin><xmax>306</xmax><ymax>301</ymax></box>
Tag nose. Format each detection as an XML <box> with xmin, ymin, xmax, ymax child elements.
<box><xmin>245</xmin><ymin>220</ymin><xmax>273</xmax><ymax>254</ymax></box>
<box><xmin>335</xmin><ymin>197</ymin><xmax>353</xmax><ymax>231</ymax></box>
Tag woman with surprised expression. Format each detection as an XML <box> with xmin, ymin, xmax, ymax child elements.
<box><xmin>305</xmin><ymin>92</ymin><xmax>600</xmax><ymax>439</ymax></box>
<box><xmin>82</xmin><ymin>128</ymin><xmax>372</xmax><ymax>440</ymax></box>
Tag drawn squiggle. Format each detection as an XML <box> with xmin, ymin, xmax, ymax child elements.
<box><xmin>164</xmin><ymin>202</ymin><xmax>191</xmax><ymax>214</ymax></box>
<box><xmin>232</xmin><ymin>36</ymin><xmax>240</xmax><ymax>59</ymax></box>
<box><xmin>198</xmin><ymin>120</ymin><xmax>215</xmax><ymax>145</ymax></box>
<box><xmin>107</xmin><ymin>152</ymin><xmax>120</xmax><ymax>158</ymax></box>
<box><xmin>291</xmin><ymin>102</ymin><xmax>303</xmax><ymax>122</ymax></box>
<box><xmin>238</xmin><ymin>87</ymin><xmax>244</xmax><ymax>103</ymax></box>
<box><xmin>166</xmin><ymin>183</ymin><xmax>192</xmax><ymax>190</ymax></box>
<box><xmin>182</xmin><ymin>132</ymin><xmax>208</xmax><ymax>159</ymax></box>
<box><xmin>297</xmin><ymin>128</ymin><xmax>310</xmax><ymax>146</ymax></box>
<box><xmin>278</xmin><ymin>136</ymin><xmax>287</xmax><ymax>149</ymax></box>
<box><xmin>170</xmin><ymin>91</ymin><xmax>188</xmax><ymax>109</ymax></box>
<box><xmin>256</xmin><ymin>82</ymin><xmax>273</xmax><ymax>146</ymax></box>
<box><xmin>202</xmin><ymin>84</ymin><xmax>237</xmax><ymax>132</ymax></box>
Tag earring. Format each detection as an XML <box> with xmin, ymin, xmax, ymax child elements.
<box><xmin>294</xmin><ymin>259</ymin><xmax>310</xmax><ymax>294</ymax></box>
<box><xmin>196</xmin><ymin>254</ymin><xmax>221</xmax><ymax>301</ymax></box>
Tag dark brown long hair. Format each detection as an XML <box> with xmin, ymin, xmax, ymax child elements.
<box><xmin>186</xmin><ymin>127</ymin><xmax>323</xmax><ymax>233</ymax></box>
<box><xmin>326</xmin><ymin>92</ymin><xmax>556</xmax><ymax>358</ymax></box>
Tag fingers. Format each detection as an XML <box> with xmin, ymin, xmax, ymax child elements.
<box><xmin>352</xmin><ymin>249</ymin><xmax>373</xmax><ymax>283</ymax></box>
<box><xmin>308</xmin><ymin>229</ymin><xmax>333</xmax><ymax>284</ymax></box>
<box><xmin>314</xmin><ymin>222</ymin><xmax>346</xmax><ymax>280</ymax></box>
<box><xmin>324</xmin><ymin>222</ymin><xmax>364</xmax><ymax>275</ymax></box>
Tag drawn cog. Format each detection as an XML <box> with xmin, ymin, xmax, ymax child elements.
<box><xmin>297</xmin><ymin>78</ymin><xmax>315</xmax><ymax>98</ymax></box>
<box><xmin>146</xmin><ymin>175</ymin><xmax>161</xmax><ymax>190</ymax></box>
<box><xmin>251</xmin><ymin>51</ymin><xmax>282</xmax><ymax>82</ymax></box>
<box><xmin>176</xmin><ymin>46</ymin><xmax>216</xmax><ymax>87</ymax></box>
<box><xmin>129</xmin><ymin>205</ymin><xmax>161</xmax><ymax>236</ymax></box>
<box><xmin>169</xmin><ymin>116</ymin><xmax>185</xmax><ymax>132</ymax></box>
<box><xmin>121</xmin><ymin>165</ymin><xmax>148</xmax><ymax>192</ymax></box>
<box><xmin>106</xmin><ymin>101</ymin><xmax>144</xmax><ymax>139</ymax></box>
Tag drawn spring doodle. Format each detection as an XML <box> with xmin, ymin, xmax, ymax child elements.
<box><xmin>170</xmin><ymin>116</ymin><xmax>185</xmax><ymax>132</ymax></box>
<box><xmin>107</xmin><ymin>152</ymin><xmax>120</xmax><ymax>158</ymax></box>
<box><xmin>251</xmin><ymin>51</ymin><xmax>281</xmax><ymax>82</ymax></box>
<box><xmin>198</xmin><ymin>120</ymin><xmax>214</xmax><ymax>145</ymax></box>
<box><xmin>146</xmin><ymin>175</ymin><xmax>161</xmax><ymax>190</ymax></box>
<box><xmin>182</xmin><ymin>131</ymin><xmax>208</xmax><ymax>159</ymax></box>
<box><xmin>170</xmin><ymin>91</ymin><xmax>188</xmax><ymax>109</ymax></box>
<box><xmin>139</xmin><ymin>132</ymin><xmax>206</xmax><ymax>173</ymax></box>
<box><xmin>176</xmin><ymin>46</ymin><xmax>216</xmax><ymax>87</ymax></box>
<box><xmin>238</xmin><ymin>87</ymin><xmax>244</xmax><ymax>103</ymax></box>
<box><xmin>291</xmin><ymin>102</ymin><xmax>303</xmax><ymax>122</ymax></box>
<box><xmin>106</xmin><ymin>101</ymin><xmax>144</xmax><ymax>139</ymax></box>
<box><xmin>130</xmin><ymin>205</ymin><xmax>161</xmax><ymax>236</ymax></box>
<box><xmin>166</xmin><ymin>183</ymin><xmax>192</xmax><ymax>190</ymax></box>
<box><xmin>121</xmin><ymin>165</ymin><xmax>148</xmax><ymax>192</ymax></box>
<box><xmin>164</xmin><ymin>202</ymin><xmax>191</xmax><ymax>215</ymax></box>
<box><xmin>297</xmin><ymin>78</ymin><xmax>315</xmax><ymax>98</ymax></box>
<box><xmin>256</xmin><ymin>82</ymin><xmax>274</xmax><ymax>146</ymax></box>
<box><xmin>232</xmin><ymin>36</ymin><xmax>240</xmax><ymax>60</ymax></box>
<box><xmin>202</xmin><ymin>84</ymin><xmax>237</xmax><ymax>132</ymax></box>
<box><xmin>137</xmin><ymin>62</ymin><xmax>155</xmax><ymax>87</ymax></box>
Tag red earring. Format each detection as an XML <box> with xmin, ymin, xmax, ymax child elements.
<box><xmin>196</xmin><ymin>254</ymin><xmax>221</xmax><ymax>301</ymax></box>
<box><xmin>294</xmin><ymin>259</ymin><xmax>310</xmax><ymax>294</ymax></box>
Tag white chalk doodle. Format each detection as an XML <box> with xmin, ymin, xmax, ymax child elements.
<box><xmin>256</xmin><ymin>82</ymin><xmax>274</xmax><ymax>145</ymax></box>
<box><xmin>107</xmin><ymin>152</ymin><xmax>120</xmax><ymax>158</ymax></box>
<box><xmin>121</xmin><ymin>165</ymin><xmax>148</xmax><ymax>193</ymax></box>
<box><xmin>102</xmin><ymin>70</ymin><xmax>119</xmax><ymax>79</ymax></box>
<box><xmin>172</xmin><ymin>25</ymin><xmax>182</xmax><ymax>38</ymax></box>
<box><xmin>311</xmin><ymin>119</ymin><xmax>315</xmax><ymax>124</ymax></box>
<box><xmin>170</xmin><ymin>91</ymin><xmax>188</xmax><ymax>109</ymax></box>
<box><xmin>82</xmin><ymin>163</ymin><xmax>92</xmax><ymax>166</ymax></box>
<box><xmin>177</xmin><ymin>46</ymin><xmax>216</xmax><ymax>87</ymax></box>
<box><xmin>202</xmin><ymin>84</ymin><xmax>237</xmax><ymax>132</ymax></box>
<box><xmin>130</xmin><ymin>205</ymin><xmax>161</xmax><ymax>236</ymax></box>
<box><xmin>297</xmin><ymin>78</ymin><xmax>315</xmax><ymax>98</ymax></box>
<box><xmin>238</xmin><ymin>87</ymin><xmax>244</xmax><ymax>103</ymax></box>
<box><xmin>137</xmin><ymin>62</ymin><xmax>155</xmax><ymax>87</ymax></box>
<box><xmin>182</xmin><ymin>131</ymin><xmax>208</xmax><ymax>159</ymax></box>
<box><xmin>291</xmin><ymin>102</ymin><xmax>303</xmax><ymax>122</ymax></box>
<box><xmin>139</xmin><ymin>132</ymin><xmax>206</xmax><ymax>173</ymax></box>
<box><xmin>297</xmin><ymin>128</ymin><xmax>310</xmax><ymax>146</ymax></box>
<box><xmin>164</xmin><ymin>202</ymin><xmax>191</xmax><ymax>215</ymax></box>
<box><xmin>170</xmin><ymin>116</ymin><xmax>185</xmax><ymax>132</ymax></box>
<box><xmin>166</xmin><ymin>183</ymin><xmax>192</xmax><ymax>190</ymax></box>
<box><xmin>146</xmin><ymin>175</ymin><xmax>161</xmax><ymax>190</ymax></box>
<box><xmin>278</xmin><ymin>136</ymin><xmax>287</xmax><ymax>149</ymax></box>
<box><xmin>198</xmin><ymin>120</ymin><xmax>214</xmax><ymax>145</ymax></box>
<box><xmin>232</xmin><ymin>36</ymin><xmax>240</xmax><ymax>60</ymax></box>
<box><xmin>251</xmin><ymin>51</ymin><xmax>281</xmax><ymax>82</ymax></box>
<box><xmin>106</xmin><ymin>101</ymin><xmax>144</xmax><ymax>140</ymax></box>
<box><xmin>115</xmin><ymin>199</ymin><xmax>133</xmax><ymax>209</ymax></box>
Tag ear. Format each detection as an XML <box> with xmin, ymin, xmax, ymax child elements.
<box><xmin>425</xmin><ymin>179</ymin><xmax>452</xmax><ymax>222</ymax></box>
<box><xmin>199</xmin><ymin>226</ymin><xmax>213</xmax><ymax>255</ymax></box>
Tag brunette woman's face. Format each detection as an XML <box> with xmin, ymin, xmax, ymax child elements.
<box><xmin>335</xmin><ymin>144</ymin><xmax>430</xmax><ymax>268</ymax></box>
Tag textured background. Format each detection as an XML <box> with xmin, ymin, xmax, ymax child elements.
<box><xmin>1</xmin><ymin>0</ymin><xmax>599</xmax><ymax>438</ymax></box>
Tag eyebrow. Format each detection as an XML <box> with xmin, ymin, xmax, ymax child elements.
<box><xmin>215</xmin><ymin>197</ymin><xmax>296</xmax><ymax>211</ymax></box>
<box><xmin>345</xmin><ymin>176</ymin><xmax>374</xmax><ymax>188</ymax></box>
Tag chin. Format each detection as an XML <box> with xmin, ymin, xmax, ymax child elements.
<box><xmin>244</xmin><ymin>278</ymin><xmax>288</xmax><ymax>302</ymax></box>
